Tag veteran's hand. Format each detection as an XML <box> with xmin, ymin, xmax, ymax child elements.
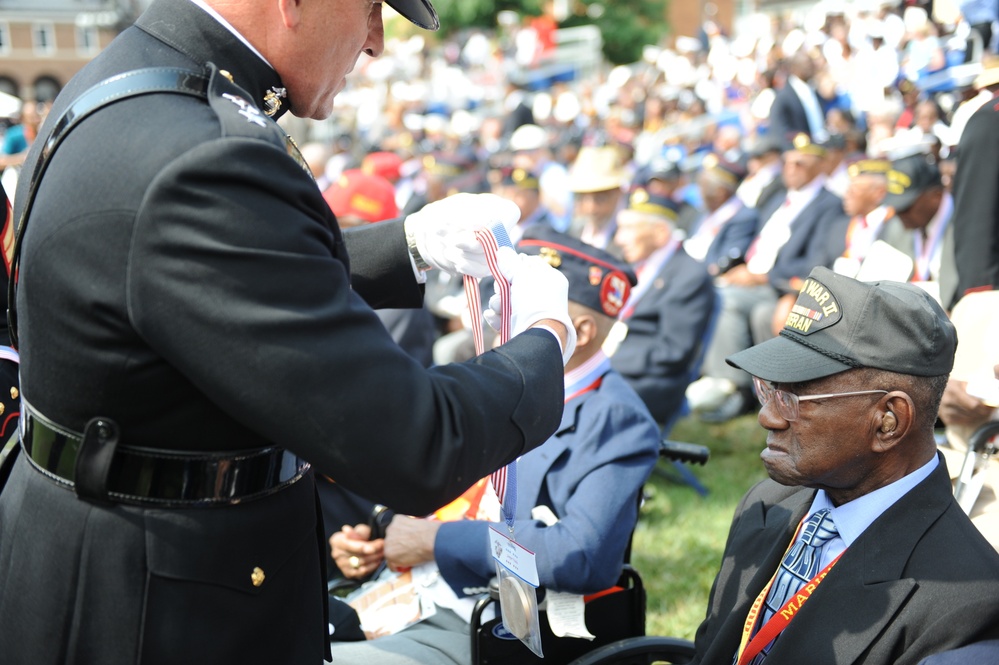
<box><xmin>383</xmin><ymin>516</ymin><xmax>441</xmax><ymax>571</ymax></box>
<box><xmin>939</xmin><ymin>379</ymin><xmax>996</xmax><ymax>428</ymax></box>
<box><xmin>404</xmin><ymin>193</ymin><xmax>521</xmax><ymax>278</ymax></box>
<box><xmin>330</xmin><ymin>523</ymin><xmax>384</xmax><ymax>579</ymax></box>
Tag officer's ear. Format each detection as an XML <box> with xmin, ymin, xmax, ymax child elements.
<box><xmin>277</xmin><ymin>0</ymin><xmax>304</xmax><ymax>29</ymax></box>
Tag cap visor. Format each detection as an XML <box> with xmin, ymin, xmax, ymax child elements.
<box><xmin>883</xmin><ymin>190</ymin><xmax>918</xmax><ymax>213</ymax></box>
<box><xmin>385</xmin><ymin>0</ymin><xmax>440</xmax><ymax>30</ymax></box>
<box><xmin>726</xmin><ymin>334</ymin><xmax>852</xmax><ymax>383</ymax></box>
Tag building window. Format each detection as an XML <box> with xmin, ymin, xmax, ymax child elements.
<box><xmin>0</xmin><ymin>22</ymin><xmax>10</xmax><ymax>56</ymax></box>
<box><xmin>77</xmin><ymin>25</ymin><xmax>99</xmax><ymax>55</ymax></box>
<box><xmin>33</xmin><ymin>22</ymin><xmax>56</xmax><ymax>56</ymax></box>
<box><xmin>34</xmin><ymin>76</ymin><xmax>61</xmax><ymax>104</ymax></box>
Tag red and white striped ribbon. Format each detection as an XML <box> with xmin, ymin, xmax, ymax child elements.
<box><xmin>463</xmin><ymin>223</ymin><xmax>516</xmax><ymax>518</ymax></box>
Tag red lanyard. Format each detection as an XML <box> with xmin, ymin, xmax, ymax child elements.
<box><xmin>734</xmin><ymin>520</ymin><xmax>844</xmax><ymax>665</ymax></box>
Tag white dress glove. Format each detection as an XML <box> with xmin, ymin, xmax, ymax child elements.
<box><xmin>484</xmin><ymin>247</ymin><xmax>576</xmax><ymax>366</ymax></box>
<box><xmin>404</xmin><ymin>193</ymin><xmax>521</xmax><ymax>278</ymax></box>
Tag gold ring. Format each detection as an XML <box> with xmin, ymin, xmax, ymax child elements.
<box><xmin>349</xmin><ymin>555</ymin><xmax>361</xmax><ymax>570</ymax></box>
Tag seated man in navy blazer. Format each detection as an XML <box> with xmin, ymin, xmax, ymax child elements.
<box><xmin>608</xmin><ymin>188</ymin><xmax>716</xmax><ymax>425</ymax></box>
<box><xmin>689</xmin><ymin>267</ymin><xmax>999</xmax><ymax>665</ymax></box>
<box><xmin>327</xmin><ymin>230</ymin><xmax>661</xmax><ymax>665</ymax></box>
<box><xmin>684</xmin><ymin>153</ymin><xmax>759</xmax><ymax>277</ymax></box>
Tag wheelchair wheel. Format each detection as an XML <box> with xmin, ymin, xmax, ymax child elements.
<box><xmin>566</xmin><ymin>636</ymin><xmax>696</xmax><ymax>665</ymax></box>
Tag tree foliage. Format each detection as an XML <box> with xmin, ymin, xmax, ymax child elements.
<box><xmin>429</xmin><ymin>0</ymin><xmax>668</xmax><ymax>66</ymax></box>
<box><xmin>561</xmin><ymin>0</ymin><xmax>669</xmax><ymax>65</ymax></box>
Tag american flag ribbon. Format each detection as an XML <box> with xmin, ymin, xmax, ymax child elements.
<box><xmin>464</xmin><ymin>222</ymin><xmax>517</xmax><ymax>529</ymax></box>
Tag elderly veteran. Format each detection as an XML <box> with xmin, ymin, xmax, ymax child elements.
<box><xmin>567</xmin><ymin>145</ymin><xmax>628</xmax><ymax>254</ymax></box>
<box><xmin>688</xmin><ymin>266</ymin><xmax>999</xmax><ymax>665</ymax></box>
<box><xmin>328</xmin><ymin>230</ymin><xmax>659</xmax><ymax>665</ymax></box>
<box><xmin>608</xmin><ymin>188</ymin><xmax>715</xmax><ymax>424</ymax></box>
<box><xmin>684</xmin><ymin>153</ymin><xmax>759</xmax><ymax>277</ymax></box>
<box><xmin>879</xmin><ymin>154</ymin><xmax>957</xmax><ymax>306</ymax></box>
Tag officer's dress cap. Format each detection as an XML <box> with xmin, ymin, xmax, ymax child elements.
<box><xmin>386</xmin><ymin>0</ymin><xmax>439</xmax><ymax>30</ymax></box>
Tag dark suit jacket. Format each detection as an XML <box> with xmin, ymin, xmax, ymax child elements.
<box><xmin>1</xmin><ymin>0</ymin><xmax>563</xmax><ymax>662</ymax></box>
<box><xmin>756</xmin><ymin>186</ymin><xmax>849</xmax><ymax>293</ymax></box>
<box><xmin>691</xmin><ymin>458</ymin><xmax>999</xmax><ymax>665</ymax></box>
<box><xmin>610</xmin><ymin>247</ymin><xmax>716</xmax><ymax>423</ymax></box>
<box><xmin>768</xmin><ymin>82</ymin><xmax>819</xmax><ymax>144</ymax></box>
<box><xmin>950</xmin><ymin>95</ymin><xmax>999</xmax><ymax>308</ymax></box>
<box><xmin>699</xmin><ymin>202</ymin><xmax>760</xmax><ymax>273</ymax></box>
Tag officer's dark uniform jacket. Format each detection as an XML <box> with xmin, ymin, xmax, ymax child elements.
<box><xmin>0</xmin><ymin>1</ymin><xmax>563</xmax><ymax>663</ymax></box>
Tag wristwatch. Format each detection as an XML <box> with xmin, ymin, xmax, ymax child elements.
<box><xmin>404</xmin><ymin>218</ymin><xmax>432</xmax><ymax>272</ymax></box>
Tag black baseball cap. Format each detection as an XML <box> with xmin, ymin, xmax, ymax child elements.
<box><xmin>883</xmin><ymin>155</ymin><xmax>941</xmax><ymax>213</ymax></box>
<box><xmin>727</xmin><ymin>267</ymin><xmax>956</xmax><ymax>383</ymax></box>
<box><xmin>518</xmin><ymin>228</ymin><xmax>637</xmax><ymax>318</ymax></box>
<box><xmin>385</xmin><ymin>0</ymin><xmax>439</xmax><ymax>30</ymax></box>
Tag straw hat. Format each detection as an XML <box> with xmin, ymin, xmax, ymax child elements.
<box><xmin>973</xmin><ymin>54</ymin><xmax>999</xmax><ymax>90</ymax></box>
<box><xmin>568</xmin><ymin>146</ymin><xmax>627</xmax><ymax>194</ymax></box>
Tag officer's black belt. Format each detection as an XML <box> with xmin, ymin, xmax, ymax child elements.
<box><xmin>20</xmin><ymin>400</ymin><xmax>310</xmax><ymax>507</ymax></box>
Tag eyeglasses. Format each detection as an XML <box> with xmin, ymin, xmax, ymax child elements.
<box><xmin>752</xmin><ymin>376</ymin><xmax>888</xmax><ymax>422</ymax></box>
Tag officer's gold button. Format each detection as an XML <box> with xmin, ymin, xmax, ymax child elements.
<box><xmin>0</xmin><ymin>403</ymin><xmax>5</xmax><ymax>415</ymax></box>
<box><xmin>251</xmin><ymin>567</ymin><xmax>265</xmax><ymax>587</ymax></box>
<box><xmin>9</xmin><ymin>387</ymin><xmax>17</xmax><ymax>400</ymax></box>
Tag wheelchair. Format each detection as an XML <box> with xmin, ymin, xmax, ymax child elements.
<box><xmin>953</xmin><ymin>420</ymin><xmax>999</xmax><ymax>516</ymax></box>
<box><xmin>326</xmin><ymin>441</ymin><xmax>709</xmax><ymax>664</ymax></box>
<box><xmin>467</xmin><ymin>440</ymin><xmax>707</xmax><ymax>665</ymax></box>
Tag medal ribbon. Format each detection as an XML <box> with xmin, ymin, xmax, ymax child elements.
<box><xmin>463</xmin><ymin>222</ymin><xmax>517</xmax><ymax>532</ymax></box>
<box><xmin>733</xmin><ymin>518</ymin><xmax>844</xmax><ymax>665</ymax></box>
<box><xmin>912</xmin><ymin>194</ymin><xmax>952</xmax><ymax>281</ymax></box>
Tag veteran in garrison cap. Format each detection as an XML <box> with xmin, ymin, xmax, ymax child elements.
<box><xmin>686</xmin><ymin>153</ymin><xmax>758</xmax><ymax>276</ymax></box>
<box><xmin>605</xmin><ymin>187</ymin><xmax>717</xmax><ymax>424</ymax></box>
<box><xmin>685</xmin><ymin>266</ymin><xmax>999</xmax><ymax>665</ymax></box>
<box><xmin>878</xmin><ymin>154</ymin><xmax>957</xmax><ymax>304</ymax></box>
<box><xmin>327</xmin><ymin>228</ymin><xmax>661</xmax><ymax>665</ymax></box>
<box><xmin>490</xmin><ymin>166</ymin><xmax>557</xmax><ymax>244</ymax></box>
<box><xmin>828</xmin><ymin>156</ymin><xmax>894</xmax><ymax>278</ymax></box>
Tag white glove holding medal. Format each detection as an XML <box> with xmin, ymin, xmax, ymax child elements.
<box><xmin>484</xmin><ymin>247</ymin><xmax>576</xmax><ymax>366</ymax></box>
<box><xmin>404</xmin><ymin>193</ymin><xmax>521</xmax><ymax>278</ymax></box>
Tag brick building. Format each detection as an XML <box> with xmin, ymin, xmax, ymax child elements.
<box><xmin>0</xmin><ymin>0</ymin><xmax>137</xmax><ymax>103</ymax></box>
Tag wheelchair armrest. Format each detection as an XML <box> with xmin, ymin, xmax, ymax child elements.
<box><xmin>328</xmin><ymin>576</ymin><xmax>361</xmax><ymax>596</ymax></box>
<box><xmin>660</xmin><ymin>440</ymin><xmax>710</xmax><ymax>465</ymax></box>
<box><xmin>969</xmin><ymin>421</ymin><xmax>999</xmax><ymax>454</ymax></box>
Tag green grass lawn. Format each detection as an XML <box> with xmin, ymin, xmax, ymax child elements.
<box><xmin>631</xmin><ymin>411</ymin><xmax>770</xmax><ymax>641</ymax></box>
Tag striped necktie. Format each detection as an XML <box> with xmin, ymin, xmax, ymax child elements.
<box><xmin>749</xmin><ymin>509</ymin><xmax>839</xmax><ymax>664</ymax></box>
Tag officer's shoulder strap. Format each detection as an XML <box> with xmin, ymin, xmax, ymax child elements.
<box><xmin>9</xmin><ymin>65</ymin><xmax>216</xmax><ymax>348</ymax></box>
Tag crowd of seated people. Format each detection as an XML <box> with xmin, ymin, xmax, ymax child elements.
<box><xmin>300</xmin><ymin>1</ymin><xmax>999</xmax><ymax>659</ymax></box>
